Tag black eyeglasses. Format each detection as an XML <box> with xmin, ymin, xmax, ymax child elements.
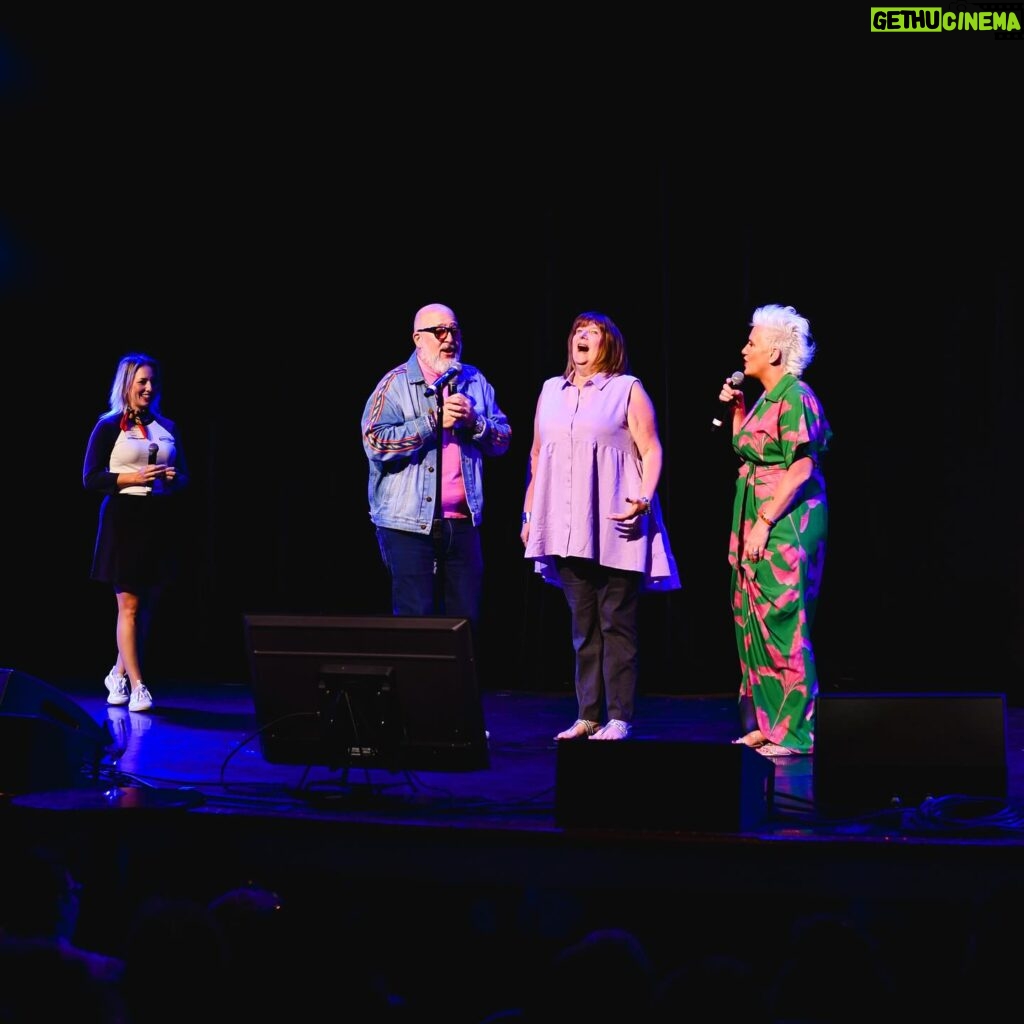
<box><xmin>416</xmin><ymin>323</ymin><xmax>461</xmax><ymax>340</ymax></box>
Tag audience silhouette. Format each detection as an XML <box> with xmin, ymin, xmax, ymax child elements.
<box><xmin>1</xmin><ymin>836</ymin><xmax>1019</xmax><ymax>1023</ymax></box>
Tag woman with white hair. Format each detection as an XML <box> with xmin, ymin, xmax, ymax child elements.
<box><xmin>718</xmin><ymin>304</ymin><xmax>832</xmax><ymax>756</ymax></box>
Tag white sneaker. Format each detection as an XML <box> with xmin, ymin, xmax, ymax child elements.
<box><xmin>104</xmin><ymin>669</ymin><xmax>130</xmax><ymax>706</ymax></box>
<box><xmin>128</xmin><ymin>685</ymin><xmax>153</xmax><ymax>712</ymax></box>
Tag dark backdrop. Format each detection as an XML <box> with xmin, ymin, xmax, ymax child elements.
<box><xmin>2</xmin><ymin>17</ymin><xmax>1021</xmax><ymax>703</ymax></box>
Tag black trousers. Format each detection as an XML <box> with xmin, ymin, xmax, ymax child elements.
<box><xmin>555</xmin><ymin>557</ymin><xmax>642</xmax><ymax>724</ymax></box>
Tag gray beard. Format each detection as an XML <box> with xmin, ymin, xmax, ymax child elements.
<box><xmin>425</xmin><ymin>351</ymin><xmax>459</xmax><ymax>374</ymax></box>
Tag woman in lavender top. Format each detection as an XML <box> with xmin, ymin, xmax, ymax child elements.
<box><xmin>522</xmin><ymin>312</ymin><xmax>680</xmax><ymax>741</ymax></box>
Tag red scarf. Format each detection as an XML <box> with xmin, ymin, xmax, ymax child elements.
<box><xmin>120</xmin><ymin>408</ymin><xmax>154</xmax><ymax>435</ymax></box>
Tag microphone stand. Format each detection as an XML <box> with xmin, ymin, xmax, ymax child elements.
<box><xmin>431</xmin><ymin>383</ymin><xmax>447</xmax><ymax>615</ymax></box>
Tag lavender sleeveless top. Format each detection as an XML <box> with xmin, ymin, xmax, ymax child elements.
<box><xmin>524</xmin><ymin>373</ymin><xmax>681</xmax><ymax>591</ymax></box>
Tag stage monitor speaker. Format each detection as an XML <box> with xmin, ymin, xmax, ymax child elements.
<box><xmin>556</xmin><ymin>740</ymin><xmax>775</xmax><ymax>833</ymax></box>
<box><xmin>813</xmin><ymin>692</ymin><xmax>1008</xmax><ymax>816</ymax></box>
<box><xmin>0</xmin><ymin>668</ymin><xmax>111</xmax><ymax>795</ymax></box>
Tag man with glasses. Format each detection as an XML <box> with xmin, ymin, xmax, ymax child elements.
<box><xmin>362</xmin><ymin>302</ymin><xmax>512</xmax><ymax>631</ymax></box>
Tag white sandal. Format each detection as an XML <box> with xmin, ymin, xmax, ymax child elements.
<box><xmin>756</xmin><ymin>743</ymin><xmax>796</xmax><ymax>757</ymax></box>
<box><xmin>555</xmin><ymin>719</ymin><xmax>600</xmax><ymax>741</ymax></box>
<box><xmin>590</xmin><ymin>719</ymin><xmax>631</xmax><ymax>740</ymax></box>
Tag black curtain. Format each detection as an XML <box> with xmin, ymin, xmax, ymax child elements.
<box><xmin>3</xmin><ymin>19</ymin><xmax>1020</xmax><ymax>701</ymax></box>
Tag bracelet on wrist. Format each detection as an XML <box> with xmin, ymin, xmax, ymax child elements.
<box><xmin>758</xmin><ymin>507</ymin><xmax>777</xmax><ymax>527</ymax></box>
<box><xmin>522</xmin><ymin>511</ymin><xmax>531</xmax><ymax>524</ymax></box>
<box><xmin>638</xmin><ymin>496</ymin><xmax>651</xmax><ymax>517</ymax></box>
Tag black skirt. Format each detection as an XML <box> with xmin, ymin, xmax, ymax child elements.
<box><xmin>90</xmin><ymin>494</ymin><xmax>181</xmax><ymax>591</ymax></box>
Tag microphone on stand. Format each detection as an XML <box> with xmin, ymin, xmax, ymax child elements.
<box><xmin>711</xmin><ymin>371</ymin><xmax>745</xmax><ymax>431</ymax></box>
<box><xmin>424</xmin><ymin>361</ymin><xmax>463</xmax><ymax>397</ymax></box>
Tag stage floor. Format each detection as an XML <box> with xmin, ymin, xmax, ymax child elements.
<box><xmin>5</xmin><ymin>677</ymin><xmax>1024</xmax><ymax>1021</ymax></box>
<box><xmin>4</xmin><ymin>677</ymin><xmax>1023</xmax><ymax>855</ymax></box>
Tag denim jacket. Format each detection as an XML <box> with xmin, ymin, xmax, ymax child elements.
<box><xmin>362</xmin><ymin>351</ymin><xmax>512</xmax><ymax>533</ymax></box>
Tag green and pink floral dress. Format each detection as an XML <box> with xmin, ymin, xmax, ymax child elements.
<box><xmin>729</xmin><ymin>373</ymin><xmax>832</xmax><ymax>754</ymax></box>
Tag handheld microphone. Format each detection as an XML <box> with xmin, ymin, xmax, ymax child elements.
<box><xmin>423</xmin><ymin>361</ymin><xmax>463</xmax><ymax>397</ymax></box>
<box><xmin>711</xmin><ymin>371</ymin><xmax>745</xmax><ymax>431</ymax></box>
<box><xmin>146</xmin><ymin>442</ymin><xmax>160</xmax><ymax>491</ymax></box>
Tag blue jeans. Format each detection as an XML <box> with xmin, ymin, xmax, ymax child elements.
<box><xmin>556</xmin><ymin>557</ymin><xmax>642</xmax><ymax>724</ymax></box>
<box><xmin>375</xmin><ymin>521</ymin><xmax>483</xmax><ymax>629</ymax></box>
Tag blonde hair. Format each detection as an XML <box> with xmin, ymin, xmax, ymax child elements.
<box><xmin>107</xmin><ymin>352</ymin><xmax>162</xmax><ymax>415</ymax></box>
